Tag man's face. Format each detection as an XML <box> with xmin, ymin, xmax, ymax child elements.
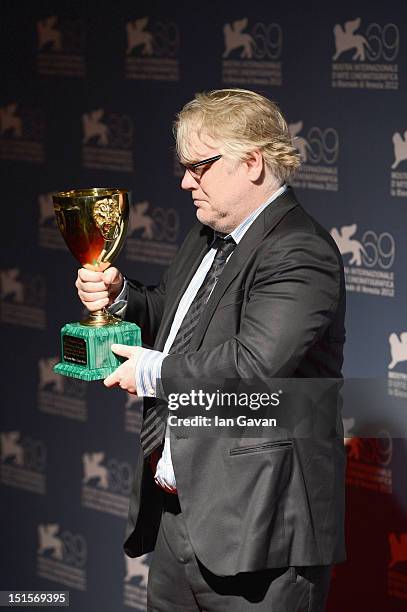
<box><xmin>180</xmin><ymin>132</ymin><xmax>252</xmax><ymax>234</ymax></box>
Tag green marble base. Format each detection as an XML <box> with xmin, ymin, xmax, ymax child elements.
<box><xmin>54</xmin><ymin>320</ymin><xmax>141</xmax><ymax>381</ymax></box>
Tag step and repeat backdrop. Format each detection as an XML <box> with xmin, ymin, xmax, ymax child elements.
<box><xmin>1</xmin><ymin>1</ymin><xmax>407</xmax><ymax>610</ymax></box>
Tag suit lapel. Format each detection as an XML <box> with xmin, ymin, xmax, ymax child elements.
<box><xmin>154</xmin><ymin>224</ymin><xmax>212</xmax><ymax>351</ymax></box>
<box><xmin>187</xmin><ymin>188</ymin><xmax>299</xmax><ymax>351</ymax></box>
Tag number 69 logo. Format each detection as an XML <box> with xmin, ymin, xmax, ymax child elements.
<box><xmin>361</xmin><ymin>231</ymin><xmax>395</xmax><ymax>269</ymax></box>
<box><xmin>365</xmin><ymin>23</ymin><xmax>399</xmax><ymax>62</ymax></box>
<box><xmin>251</xmin><ymin>23</ymin><xmax>283</xmax><ymax>60</ymax></box>
<box><xmin>306</xmin><ymin>127</ymin><xmax>339</xmax><ymax>165</ymax></box>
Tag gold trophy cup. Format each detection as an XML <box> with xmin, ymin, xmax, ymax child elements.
<box><xmin>52</xmin><ymin>188</ymin><xmax>141</xmax><ymax>381</ymax></box>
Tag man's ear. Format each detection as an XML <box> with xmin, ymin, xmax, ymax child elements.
<box><xmin>245</xmin><ymin>150</ymin><xmax>264</xmax><ymax>182</ymax></box>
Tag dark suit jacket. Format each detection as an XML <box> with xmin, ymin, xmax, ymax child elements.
<box><xmin>123</xmin><ymin>187</ymin><xmax>346</xmax><ymax>575</ymax></box>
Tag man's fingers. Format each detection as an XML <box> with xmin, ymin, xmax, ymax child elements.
<box><xmin>104</xmin><ymin>361</ymin><xmax>125</xmax><ymax>387</ymax></box>
<box><xmin>111</xmin><ymin>343</ymin><xmax>133</xmax><ymax>359</ymax></box>
<box><xmin>103</xmin><ymin>362</ymin><xmax>135</xmax><ymax>391</ymax></box>
<box><xmin>103</xmin><ymin>267</ymin><xmax>121</xmax><ymax>287</ymax></box>
<box><xmin>76</xmin><ymin>279</ymin><xmax>107</xmax><ymax>293</ymax></box>
<box><xmin>104</xmin><ymin>371</ymin><xmax>119</xmax><ymax>387</ymax></box>
<box><xmin>83</xmin><ymin>297</ymin><xmax>109</xmax><ymax>311</ymax></box>
<box><xmin>103</xmin><ymin>346</ymin><xmax>138</xmax><ymax>393</ymax></box>
<box><xmin>78</xmin><ymin>268</ymin><xmax>104</xmax><ymax>282</ymax></box>
<box><xmin>78</xmin><ymin>289</ymin><xmax>109</xmax><ymax>302</ymax></box>
<box><xmin>76</xmin><ymin>268</ymin><xmax>123</xmax><ymax>309</ymax></box>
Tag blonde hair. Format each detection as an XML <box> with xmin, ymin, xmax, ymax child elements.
<box><xmin>174</xmin><ymin>89</ymin><xmax>300</xmax><ymax>183</ymax></box>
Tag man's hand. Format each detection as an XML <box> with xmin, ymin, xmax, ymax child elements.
<box><xmin>76</xmin><ymin>267</ymin><xmax>124</xmax><ymax>312</ymax></box>
<box><xmin>104</xmin><ymin>344</ymin><xmax>144</xmax><ymax>394</ymax></box>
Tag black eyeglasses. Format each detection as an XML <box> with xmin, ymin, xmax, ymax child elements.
<box><xmin>179</xmin><ymin>154</ymin><xmax>222</xmax><ymax>179</ymax></box>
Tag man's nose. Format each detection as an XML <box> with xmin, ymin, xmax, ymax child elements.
<box><xmin>181</xmin><ymin>170</ymin><xmax>198</xmax><ymax>190</ymax></box>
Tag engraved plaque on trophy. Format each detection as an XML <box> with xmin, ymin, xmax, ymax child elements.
<box><xmin>52</xmin><ymin>188</ymin><xmax>141</xmax><ymax>381</ymax></box>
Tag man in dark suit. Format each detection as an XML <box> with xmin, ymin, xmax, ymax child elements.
<box><xmin>76</xmin><ymin>89</ymin><xmax>346</xmax><ymax>611</ymax></box>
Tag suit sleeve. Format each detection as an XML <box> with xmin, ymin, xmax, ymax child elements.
<box><xmin>161</xmin><ymin>231</ymin><xmax>343</xmax><ymax>384</ymax></box>
<box><xmin>124</xmin><ymin>269</ymin><xmax>169</xmax><ymax>347</ymax></box>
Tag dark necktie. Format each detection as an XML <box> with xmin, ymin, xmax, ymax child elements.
<box><xmin>140</xmin><ymin>235</ymin><xmax>237</xmax><ymax>458</ymax></box>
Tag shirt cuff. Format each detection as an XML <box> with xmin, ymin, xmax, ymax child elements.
<box><xmin>108</xmin><ymin>278</ymin><xmax>128</xmax><ymax>318</ymax></box>
<box><xmin>135</xmin><ymin>348</ymin><xmax>166</xmax><ymax>398</ymax></box>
